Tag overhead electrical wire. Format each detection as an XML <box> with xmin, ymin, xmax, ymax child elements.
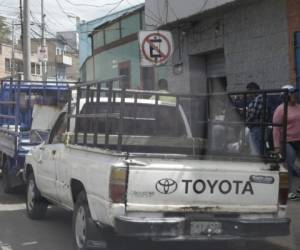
<box><xmin>63</xmin><ymin>0</ymin><xmax>124</xmax><ymax>8</ymax></box>
<box><xmin>54</xmin><ymin>0</ymin><xmax>76</xmax><ymax>25</ymax></box>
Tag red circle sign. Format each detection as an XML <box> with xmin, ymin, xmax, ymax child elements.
<box><xmin>141</xmin><ymin>33</ymin><xmax>171</xmax><ymax>64</ymax></box>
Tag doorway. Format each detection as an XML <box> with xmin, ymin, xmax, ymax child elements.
<box><xmin>118</xmin><ymin>61</ymin><xmax>131</xmax><ymax>89</ymax></box>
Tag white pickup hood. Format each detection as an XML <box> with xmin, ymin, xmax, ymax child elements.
<box><xmin>126</xmin><ymin>158</ymin><xmax>279</xmax><ymax>213</ymax></box>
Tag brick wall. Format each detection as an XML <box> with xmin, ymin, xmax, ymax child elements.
<box><xmin>287</xmin><ymin>0</ymin><xmax>300</xmax><ymax>83</ymax></box>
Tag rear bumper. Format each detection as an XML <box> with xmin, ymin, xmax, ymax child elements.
<box><xmin>114</xmin><ymin>216</ymin><xmax>290</xmax><ymax>240</ymax></box>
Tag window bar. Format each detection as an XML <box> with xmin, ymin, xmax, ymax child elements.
<box><xmin>94</xmin><ymin>82</ymin><xmax>101</xmax><ymax>146</ymax></box>
<box><xmin>90</xmin><ymin>87</ymin><xmax>94</xmax><ymax>103</ymax></box>
<box><xmin>74</xmin><ymin>87</ymin><xmax>81</xmax><ymax>145</ymax></box>
<box><xmin>28</xmin><ymin>82</ymin><xmax>32</xmax><ymax>128</ymax></box>
<box><xmin>96</xmin><ymin>82</ymin><xmax>101</xmax><ymax>103</ymax></box>
<box><xmin>67</xmin><ymin>88</ymin><xmax>72</xmax><ymax>131</ymax></box>
<box><xmin>223</xmin><ymin>93</ymin><xmax>230</xmax><ymax>149</ymax></box>
<box><xmin>56</xmin><ymin>81</ymin><xmax>59</xmax><ymax>106</ymax></box>
<box><xmin>281</xmin><ymin>91</ymin><xmax>288</xmax><ymax>161</ymax></box>
<box><xmin>117</xmin><ymin>77</ymin><xmax>126</xmax><ymax>152</ymax></box>
<box><xmin>134</xmin><ymin>92</ymin><xmax>138</xmax><ymax>135</ymax></box>
<box><xmin>175</xmin><ymin>96</ymin><xmax>180</xmax><ymax>135</ymax></box>
<box><xmin>154</xmin><ymin>94</ymin><xmax>159</xmax><ymax>135</ymax></box>
<box><xmin>83</xmin><ymin>86</ymin><xmax>90</xmax><ymax>145</ymax></box>
<box><xmin>14</xmin><ymin>78</ymin><xmax>20</xmax><ymax>170</ymax></box>
<box><xmin>242</xmin><ymin>93</ymin><xmax>247</xmax><ymax>146</ymax></box>
<box><xmin>8</xmin><ymin>78</ymin><xmax>12</xmax><ymax>129</ymax></box>
<box><xmin>105</xmin><ymin>81</ymin><xmax>113</xmax><ymax>147</ymax></box>
<box><xmin>42</xmin><ymin>80</ymin><xmax>46</xmax><ymax>105</ymax></box>
<box><xmin>261</xmin><ymin>92</ymin><xmax>267</xmax><ymax>157</ymax></box>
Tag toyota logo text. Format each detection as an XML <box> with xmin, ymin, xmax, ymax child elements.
<box><xmin>156</xmin><ymin>178</ymin><xmax>178</xmax><ymax>194</ymax></box>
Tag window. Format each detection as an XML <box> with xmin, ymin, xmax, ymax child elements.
<box><xmin>78</xmin><ymin>103</ymin><xmax>186</xmax><ymax>137</ymax></box>
<box><xmin>31</xmin><ymin>63</ymin><xmax>36</xmax><ymax>75</ymax></box>
<box><xmin>118</xmin><ymin>61</ymin><xmax>131</xmax><ymax>89</ymax></box>
<box><xmin>104</xmin><ymin>22</ymin><xmax>120</xmax><ymax>44</ymax></box>
<box><xmin>49</xmin><ymin>112</ymin><xmax>68</xmax><ymax>144</ymax></box>
<box><xmin>36</xmin><ymin>64</ymin><xmax>41</xmax><ymax>75</ymax></box>
<box><xmin>5</xmin><ymin>58</ymin><xmax>10</xmax><ymax>72</ymax></box>
<box><xmin>121</xmin><ymin>13</ymin><xmax>140</xmax><ymax>37</ymax></box>
<box><xmin>16</xmin><ymin>59</ymin><xmax>23</xmax><ymax>73</ymax></box>
<box><xmin>56</xmin><ymin>48</ymin><xmax>62</xmax><ymax>55</ymax></box>
<box><xmin>93</xmin><ymin>30</ymin><xmax>104</xmax><ymax>50</ymax></box>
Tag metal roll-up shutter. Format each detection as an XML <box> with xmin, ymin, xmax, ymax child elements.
<box><xmin>206</xmin><ymin>52</ymin><xmax>226</xmax><ymax>78</ymax></box>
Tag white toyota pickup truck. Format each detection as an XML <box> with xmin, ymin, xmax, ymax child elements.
<box><xmin>24</xmin><ymin>79</ymin><xmax>290</xmax><ymax>250</ymax></box>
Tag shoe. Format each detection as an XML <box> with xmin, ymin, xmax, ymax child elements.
<box><xmin>288</xmin><ymin>192</ymin><xmax>300</xmax><ymax>201</ymax></box>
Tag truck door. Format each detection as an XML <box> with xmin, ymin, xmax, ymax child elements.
<box><xmin>48</xmin><ymin>112</ymin><xmax>72</xmax><ymax>206</ymax></box>
<box><xmin>34</xmin><ymin>143</ymin><xmax>58</xmax><ymax>200</ymax></box>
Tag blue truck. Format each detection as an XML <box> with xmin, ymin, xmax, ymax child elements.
<box><xmin>0</xmin><ymin>78</ymin><xmax>70</xmax><ymax>193</ymax></box>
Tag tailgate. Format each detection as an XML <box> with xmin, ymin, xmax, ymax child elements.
<box><xmin>126</xmin><ymin>159</ymin><xmax>279</xmax><ymax>213</ymax></box>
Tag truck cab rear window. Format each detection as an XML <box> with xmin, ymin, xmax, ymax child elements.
<box><xmin>77</xmin><ymin>103</ymin><xmax>186</xmax><ymax>137</ymax></box>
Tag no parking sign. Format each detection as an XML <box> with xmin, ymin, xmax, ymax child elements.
<box><xmin>139</xmin><ymin>31</ymin><xmax>174</xmax><ymax>67</ymax></box>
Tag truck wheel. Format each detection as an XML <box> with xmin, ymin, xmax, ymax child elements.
<box><xmin>73</xmin><ymin>191</ymin><xmax>116</xmax><ymax>250</ymax></box>
<box><xmin>26</xmin><ymin>173</ymin><xmax>48</xmax><ymax>220</ymax></box>
<box><xmin>2</xmin><ymin>158</ymin><xmax>14</xmax><ymax>193</ymax></box>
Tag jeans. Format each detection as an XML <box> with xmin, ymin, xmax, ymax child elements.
<box><xmin>249</xmin><ymin>127</ymin><xmax>263</xmax><ymax>156</ymax></box>
<box><xmin>286</xmin><ymin>143</ymin><xmax>298</xmax><ymax>192</ymax></box>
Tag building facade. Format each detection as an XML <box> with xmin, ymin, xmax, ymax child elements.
<box><xmin>80</xmin><ymin>4</ymin><xmax>162</xmax><ymax>90</ymax></box>
<box><xmin>31</xmin><ymin>32</ymin><xmax>79</xmax><ymax>82</ymax></box>
<box><xmin>0</xmin><ymin>43</ymin><xmax>41</xmax><ymax>80</ymax></box>
<box><xmin>146</xmin><ymin>0</ymin><xmax>292</xmax><ymax>94</ymax></box>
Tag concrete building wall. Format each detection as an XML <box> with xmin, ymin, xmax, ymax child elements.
<box><xmin>224</xmin><ymin>0</ymin><xmax>289</xmax><ymax>90</ymax></box>
<box><xmin>146</xmin><ymin>0</ymin><xmax>236</xmax><ymax>28</ymax></box>
<box><xmin>166</xmin><ymin>0</ymin><xmax>290</xmax><ymax>93</ymax></box>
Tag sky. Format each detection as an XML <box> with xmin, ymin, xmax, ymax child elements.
<box><xmin>0</xmin><ymin>0</ymin><xmax>144</xmax><ymax>38</ymax></box>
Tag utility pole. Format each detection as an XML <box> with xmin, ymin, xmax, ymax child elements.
<box><xmin>41</xmin><ymin>0</ymin><xmax>47</xmax><ymax>82</ymax></box>
<box><xmin>19</xmin><ymin>0</ymin><xmax>23</xmax><ymax>50</ymax></box>
<box><xmin>23</xmin><ymin>0</ymin><xmax>31</xmax><ymax>81</ymax></box>
<box><xmin>11</xmin><ymin>19</ymin><xmax>15</xmax><ymax>79</ymax></box>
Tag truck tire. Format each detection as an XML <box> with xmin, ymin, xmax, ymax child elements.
<box><xmin>73</xmin><ymin>191</ymin><xmax>118</xmax><ymax>250</ymax></box>
<box><xmin>2</xmin><ymin>158</ymin><xmax>14</xmax><ymax>193</ymax></box>
<box><xmin>26</xmin><ymin>173</ymin><xmax>48</xmax><ymax>220</ymax></box>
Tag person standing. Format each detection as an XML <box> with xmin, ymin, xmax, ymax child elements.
<box><xmin>273</xmin><ymin>85</ymin><xmax>300</xmax><ymax>200</ymax></box>
<box><xmin>246</xmin><ymin>82</ymin><xmax>264</xmax><ymax>155</ymax></box>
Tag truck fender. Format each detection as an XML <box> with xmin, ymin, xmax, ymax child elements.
<box><xmin>70</xmin><ymin>179</ymin><xmax>98</xmax><ymax>223</ymax></box>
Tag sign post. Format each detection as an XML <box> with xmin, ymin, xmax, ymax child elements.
<box><xmin>37</xmin><ymin>46</ymin><xmax>48</xmax><ymax>62</ymax></box>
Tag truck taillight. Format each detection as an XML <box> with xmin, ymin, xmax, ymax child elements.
<box><xmin>109</xmin><ymin>167</ymin><xmax>127</xmax><ymax>203</ymax></box>
<box><xmin>279</xmin><ymin>172</ymin><xmax>289</xmax><ymax>205</ymax></box>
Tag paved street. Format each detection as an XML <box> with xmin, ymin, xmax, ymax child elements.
<box><xmin>0</xmin><ymin>178</ymin><xmax>299</xmax><ymax>250</ymax></box>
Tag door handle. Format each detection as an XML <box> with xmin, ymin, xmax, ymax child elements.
<box><xmin>52</xmin><ymin>150</ymin><xmax>56</xmax><ymax>155</ymax></box>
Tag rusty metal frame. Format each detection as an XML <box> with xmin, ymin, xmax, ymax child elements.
<box><xmin>67</xmin><ymin>78</ymin><xmax>288</xmax><ymax>162</ymax></box>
